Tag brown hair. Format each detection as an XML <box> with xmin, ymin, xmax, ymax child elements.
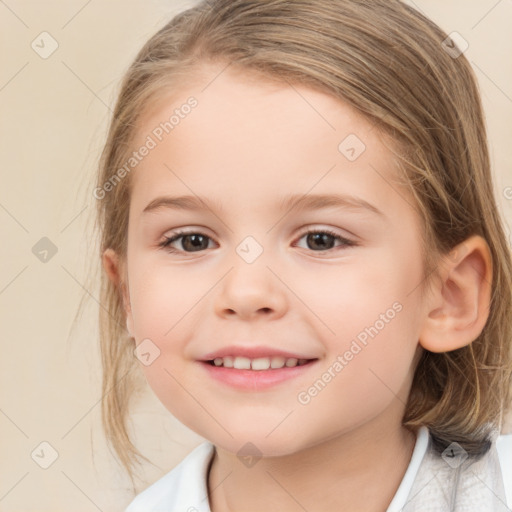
<box><xmin>91</xmin><ymin>0</ymin><xmax>512</xmax><ymax>487</ymax></box>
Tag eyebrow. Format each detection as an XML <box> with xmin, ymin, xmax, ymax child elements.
<box><xmin>142</xmin><ymin>193</ymin><xmax>385</xmax><ymax>218</ymax></box>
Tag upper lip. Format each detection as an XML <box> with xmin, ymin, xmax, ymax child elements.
<box><xmin>199</xmin><ymin>345</ymin><xmax>318</xmax><ymax>361</ymax></box>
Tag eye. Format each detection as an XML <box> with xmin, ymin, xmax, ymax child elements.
<box><xmin>159</xmin><ymin>228</ymin><xmax>356</xmax><ymax>254</ymax></box>
<box><xmin>294</xmin><ymin>228</ymin><xmax>356</xmax><ymax>252</ymax></box>
<box><xmin>159</xmin><ymin>230</ymin><xmax>215</xmax><ymax>253</ymax></box>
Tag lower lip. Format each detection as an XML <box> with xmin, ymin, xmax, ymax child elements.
<box><xmin>198</xmin><ymin>360</ymin><xmax>318</xmax><ymax>391</ymax></box>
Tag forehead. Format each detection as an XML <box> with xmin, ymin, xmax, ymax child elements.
<box><xmin>128</xmin><ymin>64</ymin><xmax>414</xmax><ymax>221</ymax></box>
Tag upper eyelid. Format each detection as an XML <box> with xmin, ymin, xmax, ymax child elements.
<box><xmin>162</xmin><ymin>226</ymin><xmax>352</xmax><ymax>239</ymax></box>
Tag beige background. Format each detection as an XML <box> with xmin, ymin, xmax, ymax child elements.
<box><xmin>0</xmin><ymin>1</ymin><xmax>511</xmax><ymax>510</ymax></box>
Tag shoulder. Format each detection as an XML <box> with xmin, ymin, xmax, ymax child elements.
<box><xmin>390</xmin><ymin>428</ymin><xmax>512</xmax><ymax>511</ymax></box>
<box><xmin>497</xmin><ymin>432</ymin><xmax>512</xmax><ymax>506</ymax></box>
<box><xmin>124</xmin><ymin>441</ymin><xmax>216</xmax><ymax>512</ymax></box>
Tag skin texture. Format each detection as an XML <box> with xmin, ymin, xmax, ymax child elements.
<box><xmin>103</xmin><ymin>64</ymin><xmax>492</xmax><ymax>511</ymax></box>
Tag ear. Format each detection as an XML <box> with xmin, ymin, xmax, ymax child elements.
<box><xmin>419</xmin><ymin>235</ymin><xmax>492</xmax><ymax>353</ymax></box>
<box><xmin>102</xmin><ymin>248</ymin><xmax>134</xmax><ymax>336</ymax></box>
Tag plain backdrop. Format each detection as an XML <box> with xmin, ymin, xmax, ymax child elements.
<box><xmin>1</xmin><ymin>1</ymin><xmax>511</xmax><ymax>510</ymax></box>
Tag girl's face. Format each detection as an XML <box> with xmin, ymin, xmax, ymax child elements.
<box><xmin>118</xmin><ymin>64</ymin><xmax>431</xmax><ymax>456</ymax></box>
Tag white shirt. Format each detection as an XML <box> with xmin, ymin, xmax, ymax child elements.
<box><xmin>125</xmin><ymin>427</ymin><xmax>512</xmax><ymax>511</ymax></box>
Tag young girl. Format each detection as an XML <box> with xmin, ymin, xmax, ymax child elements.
<box><xmin>95</xmin><ymin>0</ymin><xmax>512</xmax><ymax>510</ymax></box>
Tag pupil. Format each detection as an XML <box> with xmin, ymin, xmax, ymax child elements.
<box><xmin>184</xmin><ymin>234</ymin><xmax>208</xmax><ymax>251</ymax></box>
<box><xmin>308</xmin><ymin>233</ymin><xmax>334</xmax><ymax>250</ymax></box>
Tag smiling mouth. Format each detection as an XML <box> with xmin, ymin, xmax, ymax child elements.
<box><xmin>206</xmin><ymin>356</ymin><xmax>317</xmax><ymax>370</ymax></box>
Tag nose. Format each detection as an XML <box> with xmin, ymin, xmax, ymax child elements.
<box><xmin>214</xmin><ymin>258</ymin><xmax>288</xmax><ymax>321</ymax></box>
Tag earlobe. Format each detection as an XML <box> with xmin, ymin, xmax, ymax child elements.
<box><xmin>419</xmin><ymin>235</ymin><xmax>492</xmax><ymax>353</ymax></box>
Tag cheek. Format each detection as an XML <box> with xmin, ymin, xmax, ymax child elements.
<box><xmin>301</xmin><ymin>244</ymin><xmax>422</xmax><ymax>339</ymax></box>
<box><xmin>128</xmin><ymin>264</ymin><xmax>196</xmax><ymax>383</ymax></box>
<box><xmin>127</xmin><ymin>263</ymin><xmax>202</xmax><ymax>423</ymax></box>
<box><xmin>128</xmin><ymin>261</ymin><xmax>199</xmax><ymax>339</ymax></box>
<box><xmin>304</xmin><ymin>245</ymin><xmax>424</xmax><ymax>391</ymax></box>
<box><xmin>293</xmin><ymin>298</ymin><xmax>420</xmax><ymax>441</ymax></box>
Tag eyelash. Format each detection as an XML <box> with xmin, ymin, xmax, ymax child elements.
<box><xmin>158</xmin><ymin>228</ymin><xmax>357</xmax><ymax>254</ymax></box>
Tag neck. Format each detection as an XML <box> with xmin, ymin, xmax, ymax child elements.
<box><xmin>208</xmin><ymin>419</ymin><xmax>416</xmax><ymax>512</ymax></box>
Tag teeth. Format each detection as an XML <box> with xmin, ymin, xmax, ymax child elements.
<box><xmin>251</xmin><ymin>357</ymin><xmax>270</xmax><ymax>370</ymax></box>
<box><xmin>270</xmin><ymin>356</ymin><xmax>286</xmax><ymax>368</ymax></box>
<box><xmin>210</xmin><ymin>356</ymin><xmax>311</xmax><ymax>370</ymax></box>
<box><xmin>234</xmin><ymin>356</ymin><xmax>251</xmax><ymax>370</ymax></box>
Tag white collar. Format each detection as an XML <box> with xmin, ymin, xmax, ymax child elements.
<box><xmin>385</xmin><ymin>426</ymin><xmax>429</xmax><ymax>511</ymax></box>
<box><xmin>125</xmin><ymin>426</ymin><xmax>512</xmax><ymax>511</ymax></box>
